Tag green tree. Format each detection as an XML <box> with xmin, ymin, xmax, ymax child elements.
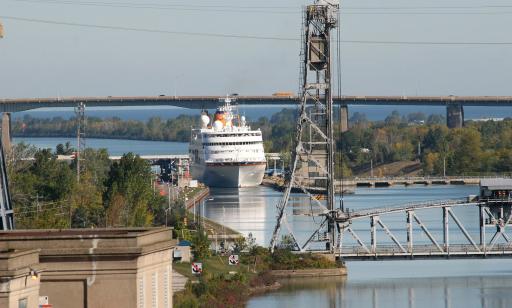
<box><xmin>450</xmin><ymin>128</ymin><xmax>482</xmax><ymax>174</ymax></box>
<box><xmin>55</xmin><ymin>142</ymin><xmax>74</xmax><ymax>155</ymax></box>
<box><xmin>71</xmin><ymin>171</ymin><xmax>105</xmax><ymax>228</ymax></box>
<box><xmin>104</xmin><ymin>153</ymin><xmax>155</xmax><ymax>227</ymax></box>
<box><xmin>192</xmin><ymin>230</ymin><xmax>211</xmax><ymax>261</ymax></box>
<box><xmin>82</xmin><ymin>148</ymin><xmax>111</xmax><ymax>186</ymax></box>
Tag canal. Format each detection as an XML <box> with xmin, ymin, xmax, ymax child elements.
<box><xmin>15</xmin><ymin>137</ymin><xmax>512</xmax><ymax>307</ymax></box>
<box><xmin>201</xmin><ymin>182</ymin><xmax>512</xmax><ymax>307</ymax></box>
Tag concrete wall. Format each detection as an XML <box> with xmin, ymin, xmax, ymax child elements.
<box><xmin>0</xmin><ymin>250</ymin><xmax>41</xmax><ymax>308</ymax></box>
<box><xmin>0</xmin><ymin>228</ymin><xmax>176</xmax><ymax>308</ymax></box>
<box><xmin>136</xmin><ymin>249</ymin><xmax>173</xmax><ymax>308</ymax></box>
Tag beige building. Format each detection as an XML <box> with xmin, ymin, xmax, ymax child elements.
<box><xmin>0</xmin><ymin>249</ymin><xmax>42</xmax><ymax>308</ymax></box>
<box><xmin>0</xmin><ymin>228</ymin><xmax>176</xmax><ymax>308</ymax></box>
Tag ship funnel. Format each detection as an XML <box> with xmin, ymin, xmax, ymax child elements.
<box><xmin>201</xmin><ymin>114</ymin><xmax>210</xmax><ymax>128</ymax></box>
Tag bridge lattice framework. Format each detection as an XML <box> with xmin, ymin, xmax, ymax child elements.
<box><xmin>321</xmin><ymin>199</ymin><xmax>512</xmax><ymax>260</ymax></box>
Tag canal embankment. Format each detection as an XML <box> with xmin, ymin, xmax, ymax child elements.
<box><xmin>262</xmin><ymin>175</ymin><xmax>489</xmax><ymax>191</ymax></box>
<box><xmin>270</xmin><ymin>267</ymin><xmax>347</xmax><ymax>278</ymax></box>
<box><xmin>262</xmin><ymin>177</ymin><xmax>356</xmax><ymax>194</ymax></box>
<box><xmin>173</xmin><ymin>247</ymin><xmax>347</xmax><ymax>307</ymax></box>
<box><xmin>181</xmin><ymin>185</ymin><xmax>242</xmax><ymax>248</ymax></box>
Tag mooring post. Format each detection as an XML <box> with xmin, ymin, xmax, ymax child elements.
<box><xmin>443</xmin><ymin>207</ymin><xmax>449</xmax><ymax>254</ymax></box>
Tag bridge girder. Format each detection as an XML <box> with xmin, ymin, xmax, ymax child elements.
<box><xmin>335</xmin><ymin>200</ymin><xmax>512</xmax><ymax>260</ymax></box>
<box><xmin>2</xmin><ymin>96</ymin><xmax>512</xmax><ymax>113</ymax></box>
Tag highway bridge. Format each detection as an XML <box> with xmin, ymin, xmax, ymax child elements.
<box><xmin>2</xmin><ymin>94</ymin><xmax>512</xmax><ymax>150</ymax></box>
<box><xmin>3</xmin><ymin>95</ymin><xmax>512</xmax><ymax>111</ymax></box>
<box><xmin>2</xmin><ymin>95</ymin><xmax>512</xmax><ymax>126</ymax></box>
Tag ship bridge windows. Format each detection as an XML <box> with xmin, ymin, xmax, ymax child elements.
<box><xmin>203</xmin><ymin>141</ymin><xmax>263</xmax><ymax>146</ymax></box>
<box><xmin>205</xmin><ymin>132</ymin><xmax>261</xmax><ymax>138</ymax></box>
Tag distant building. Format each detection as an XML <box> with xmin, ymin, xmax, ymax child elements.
<box><xmin>479</xmin><ymin>178</ymin><xmax>512</xmax><ymax>223</ymax></box>
<box><xmin>0</xmin><ymin>228</ymin><xmax>176</xmax><ymax>308</ymax></box>
<box><xmin>471</xmin><ymin>117</ymin><xmax>505</xmax><ymax>122</ymax></box>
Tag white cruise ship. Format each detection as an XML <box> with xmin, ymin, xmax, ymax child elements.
<box><xmin>189</xmin><ymin>96</ymin><xmax>266</xmax><ymax>187</ymax></box>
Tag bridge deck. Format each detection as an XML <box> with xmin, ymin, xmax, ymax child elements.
<box><xmin>339</xmin><ymin>244</ymin><xmax>512</xmax><ymax>260</ymax></box>
<box><xmin>2</xmin><ymin>95</ymin><xmax>512</xmax><ymax>112</ymax></box>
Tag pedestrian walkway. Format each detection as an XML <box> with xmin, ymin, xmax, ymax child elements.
<box><xmin>172</xmin><ymin>270</ymin><xmax>188</xmax><ymax>293</ymax></box>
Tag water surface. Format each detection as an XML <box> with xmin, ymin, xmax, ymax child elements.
<box><xmin>200</xmin><ymin>185</ymin><xmax>512</xmax><ymax>308</ymax></box>
<box><xmin>14</xmin><ymin>137</ymin><xmax>188</xmax><ymax>156</ymax></box>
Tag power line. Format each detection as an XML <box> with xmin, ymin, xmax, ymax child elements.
<box><xmin>344</xmin><ymin>11</ymin><xmax>512</xmax><ymax>15</ymax></box>
<box><xmin>2</xmin><ymin>15</ymin><xmax>512</xmax><ymax>46</ymax></box>
<box><xmin>10</xmin><ymin>0</ymin><xmax>512</xmax><ymax>15</ymax></box>
<box><xmin>13</xmin><ymin>0</ymin><xmax>512</xmax><ymax>10</ymax></box>
<box><xmin>12</xmin><ymin>0</ymin><xmax>301</xmax><ymax>14</ymax></box>
<box><xmin>0</xmin><ymin>16</ymin><xmax>298</xmax><ymax>41</ymax></box>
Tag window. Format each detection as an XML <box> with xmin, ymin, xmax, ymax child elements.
<box><xmin>18</xmin><ymin>298</ymin><xmax>28</xmax><ymax>308</ymax></box>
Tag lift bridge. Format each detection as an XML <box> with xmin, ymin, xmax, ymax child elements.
<box><xmin>333</xmin><ymin>199</ymin><xmax>512</xmax><ymax>261</ymax></box>
<box><xmin>278</xmin><ymin>178</ymin><xmax>512</xmax><ymax>260</ymax></box>
<box><xmin>318</xmin><ymin>179</ymin><xmax>512</xmax><ymax>261</ymax></box>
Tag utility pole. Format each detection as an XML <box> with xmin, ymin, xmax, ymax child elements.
<box><xmin>0</xmin><ymin>20</ymin><xmax>14</xmax><ymax>230</ymax></box>
<box><xmin>271</xmin><ymin>0</ymin><xmax>340</xmax><ymax>253</ymax></box>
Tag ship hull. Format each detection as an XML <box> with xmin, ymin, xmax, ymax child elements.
<box><xmin>191</xmin><ymin>162</ymin><xmax>266</xmax><ymax>188</ymax></box>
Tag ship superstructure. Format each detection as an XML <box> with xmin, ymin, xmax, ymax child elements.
<box><xmin>189</xmin><ymin>96</ymin><xmax>266</xmax><ymax>187</ymax></box>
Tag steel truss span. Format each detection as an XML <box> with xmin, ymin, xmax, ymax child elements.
<box><xmin>335</xmin><ymin>200</ymin><xmax>512</xmax><ymax>260</ymax></box>
<box><xmin>270</xmin><ymin>2</ymin><xmax>340</xmax><ymax>253</ymax></box>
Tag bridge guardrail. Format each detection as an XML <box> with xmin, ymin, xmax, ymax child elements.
<box><xmin>346</xmin><ymin>198</ymin><xmax>472</xmax><ymax>219</ymax></box>
<box><xmin>340</xmin><ymin>244</ymin><xmax>511</xmax><ymax>256</ymax></box>
<box><xmin>347</xmin><ymin>175</ymin><xmax>512</xmax><ymax>181</ymax></box>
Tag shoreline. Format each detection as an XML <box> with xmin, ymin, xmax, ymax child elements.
<box><xmin>13</xmin><ymin>135</ymin><xmax>188</xmax><ymax>144</ymax></box>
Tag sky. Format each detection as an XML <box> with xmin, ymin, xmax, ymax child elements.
<box><xmin>0</xmin><ymin>0</ymin><xmax>511</xmax><ymax>99</ymax></box>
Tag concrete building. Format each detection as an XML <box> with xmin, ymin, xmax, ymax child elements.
<box><xmin>0</xmin><ymin>249</ymin><xmax>41</xmax><ymax>308</ymax></box>
<box><xmin>0</xmin><ymin>228</ymin><xmax>176</xmax><ymax>308</ymax></box>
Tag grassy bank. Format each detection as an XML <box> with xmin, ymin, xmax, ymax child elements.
<box><xmin>173</xmin><ymin>247</ymin><xmax>343</xmax><ymax>307</ymax></box>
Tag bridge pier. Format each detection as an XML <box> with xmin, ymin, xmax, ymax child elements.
<box><xmin>446</xmin><ymin>104</ymin><xmax>464</xmax><ymax>128</ymax></box>
<box><xmin>1</xmin><ymin>113</ymin><xmax>11</xmax><ymax>153</ymax></box>
<box><xmin>339</xmin><ymin>105</ymin><xmax>349</xmax><ymax>132</ymax></box>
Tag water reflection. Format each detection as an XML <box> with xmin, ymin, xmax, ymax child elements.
<box><xmin>203</xmin><ymin>185</ymin><xmax>512</xmax><ymax>308</ymax></box>
<box><xmin>203</xmin><ymin>187</ymin><xmax>276</xmax><ymax>244</ymax></box>
<box><xmin>249</xmin><ymin>275</ymin><xmax>512</xmax><ymax>308</ymax></box>
<box><xmin>203</xmin><ymin>185</ymin><xmax>480</xmax><ymax>247</ymax></box>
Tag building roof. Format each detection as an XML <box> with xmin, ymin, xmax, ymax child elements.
<box><xmin>480</xmin><ymin>178</ymin><xmax>512</xmax><ymax>190</ymax></box>
<box><xmin>0</xmin><ymin>227</ymin><xmax>175</xmax><ymax>257</ymax></box>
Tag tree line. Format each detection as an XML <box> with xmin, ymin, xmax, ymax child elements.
<box><xmin>13</xmin><ymin>114</ymin><xmax>199</xmax><ymax>142</ymax></box>
<box><xmin>12</xmin><ymin>109</ymin><xmax>512</xmax><ymax>176</ymax></box>
<box><xmin>9</xmin><ymin>143</ymin><xmax>170</xmax><ymax>229</ymax></box>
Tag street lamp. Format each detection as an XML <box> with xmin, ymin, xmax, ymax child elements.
<box><xmin>164</xmin><ymin>207</ymin><xmax>171</xmax><ymax>226</ymax></box>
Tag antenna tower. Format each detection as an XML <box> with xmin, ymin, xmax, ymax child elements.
<box><xmin>75</xmin><ymin>102</ymin><xmax>86</xmax><ymax>183</ymax></box>
<box><xmin>270</xmin><ymin>1</ymin><xmax>340</xmax><ymax>253</ymax></box>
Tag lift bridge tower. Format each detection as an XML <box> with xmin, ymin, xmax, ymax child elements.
<box><xmin>271</xmin><ymin>1</ymin><xmax>340</xmax><ymax>253</ymax></box>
